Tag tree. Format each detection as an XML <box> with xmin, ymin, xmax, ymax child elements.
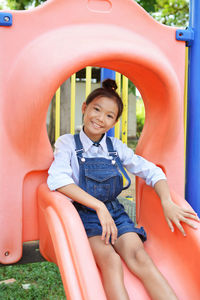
<box><xmin>153</xmin><ymin>0</ymin><xmax>189</xmax><ymax>27</ymax></box>
<box><xmin>136</xmin><ymin>0</ymin><xmax>189</xmax><ymax>27</ymax></box>
<box><xmin>136</xmin><ymin>0</ymin><xmax>157</xmax><ymax>13</ymax></box>
<box><xmin>5</xmin><ymin>0</ymin><xmax>189</xmax><ymax>27</ymax></box>
<box><xmin>6</xmin><ymin>0</ymin><xmax>46</xmax><ymax>10</ymax></box>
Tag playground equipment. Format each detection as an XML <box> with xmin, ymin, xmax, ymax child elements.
<box><xmin>185</xmin><ymin>0</ymin><xmax>200</xmax><ymax>213</ymax></box>
<box><xmin>0</xmin><ymin>0</ymin><xmax>200</xmax><ymax>299</ymax></box>
<box><xmin>101</xmin><ymin>69</ymin><xmax>129</xmax><ymax>141</ymax></box>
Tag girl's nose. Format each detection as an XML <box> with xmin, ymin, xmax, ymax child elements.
<box><xmin>97</xmin><ymin>113</ymin><xmax>104</xmax><ymax>122</ymax></box>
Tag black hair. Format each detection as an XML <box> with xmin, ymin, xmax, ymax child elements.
<box><xmin>85</xmin><ymin>79</ymin><xmax>123</xmax><ymax>120</ymax></box>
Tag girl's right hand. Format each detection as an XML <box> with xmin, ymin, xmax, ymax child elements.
<box><xmin>96</xmin><ymin>202</ymin><xmax>118</xmax><ymax>245</ymax></box>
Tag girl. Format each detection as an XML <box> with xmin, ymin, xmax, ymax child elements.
<box><xmin>47</xmin><ymin>79</ymin><xmax>199</xmax><ymax>300</ymax></box>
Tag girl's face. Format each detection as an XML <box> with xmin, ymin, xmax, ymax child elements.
<box><xmin>82</xmin><ymin>96</ymin><xmax>118</xmax><ymax>141</ymax></box>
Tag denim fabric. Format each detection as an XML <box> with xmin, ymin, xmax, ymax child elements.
<box><xmin>74</xmin><ymin>199</ymin><xmax>147</xmax><ymax>242</ymax></box>
<box><xmin>79</xmin><ymin>157</ymin><xmax>123</xmax><ymax>202</ymax></box>
<box><xmin>73</xmin><ymin>134</ymin><xmax>147</xmax><ymax>242</ymax></box>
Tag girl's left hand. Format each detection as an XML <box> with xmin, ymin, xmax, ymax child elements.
<box><xmin>161</xmin><ymin>200</ymin><xmax>200</xmax><ymax>236</ymax></box>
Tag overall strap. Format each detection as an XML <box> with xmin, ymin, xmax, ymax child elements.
<box><xmin>74</xmin><ymin>133</ymin><xmax>84</xmax><ymax>158</ymax></box>
<box><xmin>106</xmin><ymin>137</ymin><xmax>131</xmax><ymax>190</ymax></box>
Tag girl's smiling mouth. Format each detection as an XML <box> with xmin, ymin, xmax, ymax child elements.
<box><xmin>91</xmin><ymin>121</ymin><xmax>103</xmax><ymax>129</ymax></box>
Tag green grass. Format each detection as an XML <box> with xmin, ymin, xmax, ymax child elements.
<box><xmin>0</xmin><ymin>262</ymin><xmax>66</xmax><ymax>300</ymax></box>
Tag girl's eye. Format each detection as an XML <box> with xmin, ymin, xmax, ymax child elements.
<box><xmin>107</xmin><ymin>114</ymin><xmax>114</xmax><ymax>119</ymax></box>
<box><xmin>94</xmin><ymin>107</ymin><xmax>100</xmax><ymax>112</ymax></box>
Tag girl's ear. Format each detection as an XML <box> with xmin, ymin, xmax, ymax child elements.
<box><xmin>82</xmin><ymin>102</ymin><xmax>87</xmax><ymax>114</ymax></box>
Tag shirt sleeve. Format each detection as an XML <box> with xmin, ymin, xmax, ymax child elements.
<box><xmin>113</xmin><ymin>138</ymin><xmax>167</xmax><ymax>187</ymax></box>
<box><xmin>47</xmin><ymin>135</ymin><xmax>75</xmax><ymax>191</ymax></box>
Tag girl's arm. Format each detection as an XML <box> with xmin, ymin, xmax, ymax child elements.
<box><xmin>154</xmin><ymin>179</ymin><xmax>200</xmax><ymax>236</ymax></box>
<box><xmin>57</xmin><ymin>184</ymin><xmax>118</xmax><ymax>245</ymax></box>
<box><xmin>115</xmin><ymin>140</ymin><xmax>200</xmax><ymax>235</ymax></box>
<box><xmin>48</xmin><ymin>135</ymin><xmax>117</xmax><ymax>245</ymax></box>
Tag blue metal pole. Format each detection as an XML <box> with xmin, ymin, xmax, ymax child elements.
<box><xmin>101</xmin><ymin>68</ymin><xmax>115</xmax><ymax>137</ymax></box>
<box><xmin>185</xmin><ymin>0</ymin><xmax>200</xmax><ymax>214</ymax></box>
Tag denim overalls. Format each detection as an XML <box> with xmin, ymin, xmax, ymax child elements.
<box><xmin>73</xmin><ymin>133</ymin><xmax>146</xmax><ymax>242</ymax></box>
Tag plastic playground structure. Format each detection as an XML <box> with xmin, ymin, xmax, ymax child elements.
<box><xmin>0</xmin><ymin>0</ymin><xmax>200</xmax><ymax>299</ymax></box>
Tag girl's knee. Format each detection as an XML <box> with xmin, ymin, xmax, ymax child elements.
<box><xmin>99</xmin><ymin>250</ymin><xmax>122</xmax><ymax>272</ymax></box>
<box><xmin>134</xmin><ymin>247</ymin><xmax>152</xmax><ymax>266</ymax></box>
<box><xmin>127</xmin><ymin>247</ymin><xmax>154</xmax><ymax>276</ymax></box>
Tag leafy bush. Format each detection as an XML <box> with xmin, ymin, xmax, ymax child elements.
<box><xmin>136</xmin><ymin>115</ymin><xmax>145</xmax><ymax>138</ymax></box>
<box><xmin>136</xmin><ymin>99</ymin><xmax>145</xmax><ymax>138</ymax></box>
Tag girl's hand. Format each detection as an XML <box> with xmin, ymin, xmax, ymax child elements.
<box><xmin>96</xmin><ymin>202</ymin><xmax>118</xmax><ymax>245</ymax></box>
<box><xmin>154</xmin><ymin>180</ymin><xmax>200</xmax><ymax>236</ymax></box>
<box><xmin>161</xmin><ymin>200</ymin><xmax>200</xmax><ymax>236</ymax></box>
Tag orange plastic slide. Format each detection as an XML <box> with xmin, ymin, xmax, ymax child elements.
<box><xmin>38</xmin><ymin>183</ymin><xmax>200</xmax><ymax>300</ymax></box>
<box><xmin>1</xmin><ymin>0</ymin><xmax>200</xmax><ymax>299</ymax></box>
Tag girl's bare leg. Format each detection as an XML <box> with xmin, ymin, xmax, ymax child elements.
<box><xmin>89</xmin><ymin>236</ymin><xmax>130</xmax><ymax>300</ymax></box>
<box><xmin>114</xmin><ymin>232</ymin><xmax>178</xmax><ymax>300</ymax></box>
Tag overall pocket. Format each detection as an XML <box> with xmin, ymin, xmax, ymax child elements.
<box><xmin>85</xmin><ymin>169</ymin><xmax>114</xmax><ymax>201</ymax></box>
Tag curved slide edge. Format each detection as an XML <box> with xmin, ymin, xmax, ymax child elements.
<box><xmin>138</xmin><ymin>184</ymin><xmax>200</xmax><ymax>300</ymax></box>
<box><xmin>38</xmin><ymin>184</ymin><xmax>152</xmax><ymax>300</ymax></box>
<box><xmin>38</xmin><ymin>184</ymin><xmax>107</xmax><ymax>300</ymax></box>
<box><xmin>38</xmin><ymin>183</ymin><xmax>200</xmax><ymax>300</ymax></box>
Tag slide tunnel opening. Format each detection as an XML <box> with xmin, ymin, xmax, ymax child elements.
<box><xmin>9</xmin><ymin>37</ymin><xmax>181</xmax><ymax>240</ymax></box>
<box><xmin>46</xmin><ymin>67</ymin><xmax>145</xmax><ymax>147</ymax></box>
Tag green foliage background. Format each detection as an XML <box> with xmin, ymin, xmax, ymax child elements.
<box><xmin>4</xmin><ymin>0</ymin><xmax>189</xmax><ymax>28</ymax></box>
<box><xmin>6</xmin><ymin>0</ymin><xmax>44</xmax><ymax>10</ymax></box>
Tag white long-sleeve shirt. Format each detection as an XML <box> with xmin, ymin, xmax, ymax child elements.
<box><xmin>47</xmin><ymin>129</ymin><xmax>166</xmax><ymax>192</ymax></box>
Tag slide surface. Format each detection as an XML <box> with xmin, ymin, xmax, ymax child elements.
<box><xmin>38</xmin><ymin>184</ymin><xmax>200</xmax><ymax>300</ymax></box>
<box><xmin>0</xmin><ymin>0</ymin><xmax>186</xmax><ymax>264</ymax></box>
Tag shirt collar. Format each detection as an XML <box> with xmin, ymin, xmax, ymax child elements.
<box><xmin>79</xmin><ymin>129</ymin><xmax>108</xmax><ymax>153</ymax></box>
